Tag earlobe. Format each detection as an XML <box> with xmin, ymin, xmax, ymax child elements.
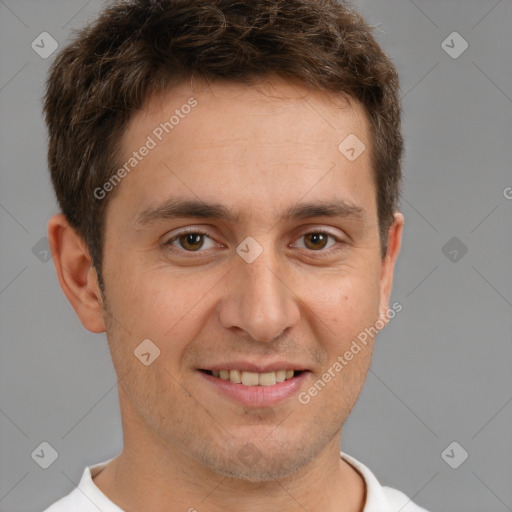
<box><xmin>48</xmin><ymin>214</ymin><xmax>106</xmax><ymax>333</ymax></box>
<box><xmin>378</xmin><ymin>212</ymin><xmax>404</xmax><ymax>322</ymax></box>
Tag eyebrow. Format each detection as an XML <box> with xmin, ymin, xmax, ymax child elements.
<box><xmin>134</xmin><ymin>198</ymin><xmax>366</xmax><ymax>228</ymax></box>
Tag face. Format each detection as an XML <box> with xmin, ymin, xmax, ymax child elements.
<box><xmin>96</xmin><ymin>77</ymin><xmax>402</xmax><ymax>481</ymax></box>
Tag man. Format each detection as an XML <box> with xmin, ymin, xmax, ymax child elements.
<box><xmin>42</xmin><ymin>0</ymin><xmax>427</xmax><ymax>510</ymax></box>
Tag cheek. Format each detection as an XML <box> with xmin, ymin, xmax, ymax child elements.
<box><xmin>305</xmin><ymin>271</ymin><xmax>381</xmax><ymax>344</ymax></box>
<box><xmin>104</xmin><ymin>265</ymin><xmax>219</xmax><ymax>363</ymax></box>
<box><xmin>302</xmin><ymin>278</ymin><xmax>379</xmax><ymax>411</ymax></box>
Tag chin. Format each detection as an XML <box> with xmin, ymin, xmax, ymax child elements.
<box><xmin>193</xmin><ymin>438</ymin><xmax>318</xmax><ymax>483</ymax></box>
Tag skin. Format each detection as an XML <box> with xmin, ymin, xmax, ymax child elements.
<box><xmin>49</xmin><ymin>75</ymin><xmax>404</xmax><ymax>512</ymax></box>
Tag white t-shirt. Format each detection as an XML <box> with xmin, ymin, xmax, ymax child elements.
<box><xmin>43</xmin><ymin>452</ymin><xmax>429</xmax><ymax>511</ymax></box>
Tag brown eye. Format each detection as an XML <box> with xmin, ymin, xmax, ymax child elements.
<box><xmin>165</xmin><ymin>230</ymin><xmax>217</xmax><ymax>253</ymax></box>
<box><xmin>178</xmin><ymin>233</ymin><xmax>205</xmax><ymax>251</ymax></box>
<box><xmin>303</xmin><ymin>232</ymin><xmax>329</xmax><ymax>250</ymax></box>
<box><xmin>293</xmin><ymin>230</ymin><xmax>343</xmax><ymax>255</ymax></box>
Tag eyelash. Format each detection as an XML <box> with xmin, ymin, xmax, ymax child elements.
<box><xmin>163</xmin><ymin>228</ymin><xmax>346</xmax><ymax>257</ymax></box>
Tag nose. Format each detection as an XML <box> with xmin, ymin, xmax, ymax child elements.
<box><xmin>218</xmin><ymin>247</ymin><xmax>301</xmax><ymax>343</ymax></box>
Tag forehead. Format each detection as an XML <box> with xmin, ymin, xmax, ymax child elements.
<box><xmin>126</xmin><ymin>76</ymin><xmax>370</xmax><ymax>152</ymax></box>
<box><xmin>112</xmin><ymin>76</ymin><xmax>376</xmax><ymax>226</ymax></box>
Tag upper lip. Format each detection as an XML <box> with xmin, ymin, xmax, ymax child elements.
<box><xmin>200</xmin><ymin>361</ymin><xmax>310</xmax><ymax>373</ymax></box>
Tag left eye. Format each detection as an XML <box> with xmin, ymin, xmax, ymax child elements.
<box><xmin>294</xmin><ymin>232</ymin><xmax>338</xmax><ymax>251</ymax></box>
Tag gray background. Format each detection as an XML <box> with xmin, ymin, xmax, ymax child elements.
<box><xmin>1</xmin><ymin>0</ymin><xmax>511</xmax><ymax>511</ymax></box>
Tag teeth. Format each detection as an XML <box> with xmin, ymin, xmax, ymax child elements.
<box><xmin>229</xmin><ymin>369</ymin><xmax>242</xmax><ymax>383</ymax></box>
<box><xmin>259</xmin><ymin>372</ymin><xmax>276</xmax><ymax>386</ymax></box>
<box><xmin>241</xmin><ymin>371</ymin><xmax>259</xmax><ymax>386</ymax></box>
<box><xmin>210</xmin><ymin>369</ymin><xmax>297</xmax><ymax>386</ymax></box>
<box><xmin>275</xmin><ymin>370</ymin><xmax>286</xmax><ymax>383</ymax></box>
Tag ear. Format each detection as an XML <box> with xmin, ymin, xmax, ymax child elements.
<box><xmin>378</xmin><ymin>211</ymin><xmax>404</xmax><ymax>323</ymax></box>
<box><xmin>48</xmin><ymin>214</ymin><xmax>106</xmax><ymax>333</ymax></box>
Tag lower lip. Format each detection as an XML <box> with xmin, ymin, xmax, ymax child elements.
<box><xmin>198</xmin><ymin>371</ymin><xmax>310</xmax><ymax>407</ymax></box>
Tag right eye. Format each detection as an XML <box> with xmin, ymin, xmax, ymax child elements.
<box><xmin>164</xmin><ymin>229</ymin><xmax>219</xmax><ymax>253</ymax></box>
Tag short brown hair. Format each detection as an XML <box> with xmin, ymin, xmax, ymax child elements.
<box><xmin>43</xmin><ymin>0</ymin><xmax>403</xmax><ymax>289</ymax></box>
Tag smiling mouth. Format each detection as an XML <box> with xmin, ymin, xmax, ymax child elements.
<box><xmin>199</xmin><ymin>369</ymin><xmax>304</xmax><ymax>386</ymax></box>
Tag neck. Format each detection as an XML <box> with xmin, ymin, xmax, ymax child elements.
<box><xmin>94</xmin><ymin>443</ymin><xmax>365</xmax><ymax>512</ymax></box>
<box><xmin>93</xmin><ymin>408</ymin><xmax>365</xmax><ymax>512</ymax></box>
